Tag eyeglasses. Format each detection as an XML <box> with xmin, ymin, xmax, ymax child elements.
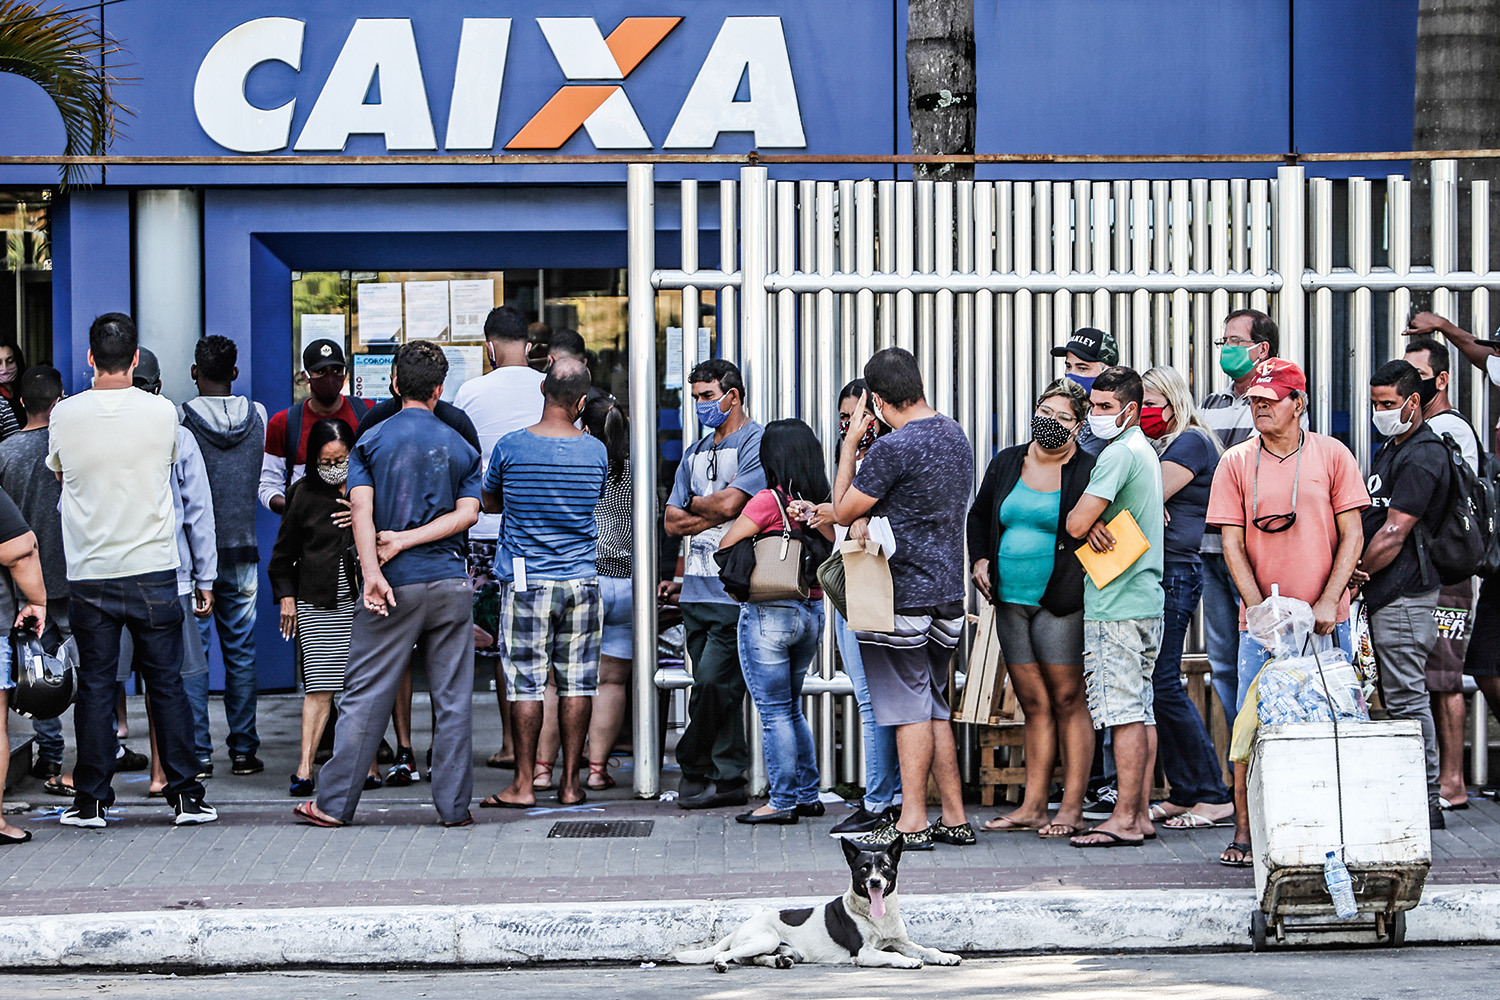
<box><xmin>1251</xmin><ymin>434</ymin><xmax>1303</xmax><ymax>534</ymax></box>
<box><xmin>1213</xmin><ymin>338</ymin><xmax>1254</xmax><ymax>348</ymax></box>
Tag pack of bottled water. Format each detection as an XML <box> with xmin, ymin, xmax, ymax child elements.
<box><xmin>1256</xmin><ymin>650</ymin><xmax>1370</xmax><ymax>726</ymax></box>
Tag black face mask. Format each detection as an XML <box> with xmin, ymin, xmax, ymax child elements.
<box><xmin>1418</xmin><ymin>376</ymin><xmax>1439</xmax><ymax>408</ymax></box>
<box><xmin>1031</xmin><ymin>414</ymin><xmax>1073</xmax><ymax>450</ymax></box>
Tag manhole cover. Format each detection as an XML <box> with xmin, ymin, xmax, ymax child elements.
<box><xmin>548</xmin><ymin>820</ymin><xmax>654</xmax><ymax>839</ymax></box>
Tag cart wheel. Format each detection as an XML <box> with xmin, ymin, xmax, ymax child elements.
<box><xmin>1387</xmin><ymin>911</ymin><xmax>1406</xmax><ymax>947</ymax></box>
<box><xmin>1250</xmin><ymin>910</ymin><xmax>1268</xmax><ymax>951</ymax></box>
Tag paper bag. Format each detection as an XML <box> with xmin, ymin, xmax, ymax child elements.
<box><xmin>841</xmin><ymin>537</ymin><xmax>894</xmax><ymax>633</ymax></box>
<box><xmin>956</xmin><ymin>604</ymin><xmax>1011</xmax><ymax>723</ymax></box>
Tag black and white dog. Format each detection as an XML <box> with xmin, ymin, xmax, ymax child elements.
<box><xmin>673</xmin><ymin>838</ymin><xmax>961</xmax><ymax>971</ymax></box>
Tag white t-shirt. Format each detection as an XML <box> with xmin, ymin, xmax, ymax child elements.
<box><xmin>1484</xmin><ymin>353</ymin><xmax>1500</xmax><ymax>388</ymax></box>
<box><xmin>1427</xmin><ymin>409</ymin><xmax>1480</xmax><ymax>473</ymax></box>
<box><xmin>47</xmin><ymin>386</ymin><xmax>181</xmax><ymax>581</ymax></box>
<box><xmin>453</xmin><ymin>363</ymin><xmax>545</xmax><ymax>540</ymax></box>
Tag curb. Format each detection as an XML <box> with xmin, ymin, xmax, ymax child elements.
<box><xmin>5</xmin><ymin>886</ymin><xmax>1500</xmax><ymax>969</ymax></box>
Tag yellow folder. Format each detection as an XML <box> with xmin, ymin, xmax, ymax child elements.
<box><xmin>1074</xmin><ymin>510</ymin><xmax>1151</xmax><ymax>589</ymax></box>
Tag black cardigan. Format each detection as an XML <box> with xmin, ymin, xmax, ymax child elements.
<box><xmin>966</xmin><ymin>443</ymin><xmax>1097</xmax><ymax>617</ymax></box>
<box><xmin>267</xmin><ymin>476</ymin><xmax>357</xmax><ymax>609</ymax></box>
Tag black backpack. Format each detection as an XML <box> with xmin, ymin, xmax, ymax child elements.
<box><xmin>1420</xmin><ymin>432</ymin><xmax>1500</xmax><ymax>585</ymax></box>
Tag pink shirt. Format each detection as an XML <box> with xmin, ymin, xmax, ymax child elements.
<box><xmin>742</xmin><ymin>489</ymin><xmax>823</xmax><ymax>599</ymax></box>
<box><xmin>1206</xmin><ymin>431</ymin><xmax>1369</xmax><ymax>628</ymax></box>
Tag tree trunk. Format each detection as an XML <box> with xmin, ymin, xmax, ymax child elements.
<box><xmin>906</xmin><ymin>0</ymin><xmax>976</xmax><ymax>180</ymax></box>
<box><xmin>1412</xmin><ymin>0</ymin><xmax>1500</xmax><ymax>276</ymax></box>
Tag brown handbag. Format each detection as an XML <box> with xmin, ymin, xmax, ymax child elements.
<box><xmin>747</xmin><ymin>493</ymin><xmax>809</xmax><ymax>602</ymax></box>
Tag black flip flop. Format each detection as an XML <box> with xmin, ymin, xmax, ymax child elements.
<box><xmin>43</xmin><ymin>778</ymin><xmax>75</xmax><ymax>798</ymax></box>
<box><xmin>557</xmin><ymin>791</ymin><xmax>587</xmax><ymax>807</ymax></box>
<box><xmin>1070</xmin><ymin>828</ymin><xmax>1145</xmax><ymax>848</ymax></box>
<box><xmin>479</xmin><ymin>794</ymin><xmax>533</xmax><ymax>810</ymax></box>
<box><xmin>1219</xmin><ymin>841</ymin><xmax>1253</xmax><ymax>868</ymax></box>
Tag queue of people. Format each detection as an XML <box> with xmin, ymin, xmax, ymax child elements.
<box><xmin>0</xmin><ymin>301</ymin><xmax>1492</xmax><ymax>856</ymax></box>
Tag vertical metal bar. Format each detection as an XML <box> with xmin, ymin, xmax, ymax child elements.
<box><xmin>1472</xmin><ymin>180</ymin><xmax>1491</xmax><ymax>437</ymax></box>
<box><xmin>1475</xmin><ymin>690</ymin><xmax>1491</xmax><ymax>788</ymax></box>
<box><xmin>1012</xmin><ymin>182</ymin><xmax>1034</xmax><ymax>444</ymax></box>
<box><xmin>1130</xmin><ymin>179</ymin><xmax>1151</xmax><ymax>369</ymax></box>
<box><xmin>814</xmin><ymin>180</ymin><xmax>837</xmax><ymax>789</ymax></box>
<box><xmin>719</xmin><ymin>180</ymin><xmax>738</xmax><ymax>365</ymax></box>
<box><xmin>1228</xmin><ymin>177</ymin><xmax>1248</xmax><ymax>314</ymax></box>
<box><xmin>1032</xmin><ymin>181</ymin><xmax>1053</xmax><ymax>402</ymax></box>
<box><xmin>934</xmin><ymin>182</ymin><xmax>956</xmax><ymax>415</ymax></box>
<box><xmin>973</xmin><ymin>182</ymin><xmax>996</xmax><ymax>479</ymax></box>
<box><xmin>916</xmin><ymin>179</ymin><xmax>936</xmax><ymax>390</ymax></box>
<box><xmin>896</xmin><ymin>182</ymin><xmax>916</xmax><ymax>353</ymax></box>
<box><xmin>1091</xmin><ymin>181</ymin><xmax>1111</xmax><ymax>339</ymax></box>
<box><xmin>1169</xmin><ymin>178</ymin><xmax>1190</xmax><ymax>374</ymax></box>
<box><xmin>741</xmin><ymin>166</ymin><xmax>771</xmax><ymax>422</ymax></box>
<box><xmin>1276</xmin><ymin>165</ymin><xmax>1306</xmax><ymax>369</ymax></box>
<box><xmin>1388</xmin><ymin>174</ymin><xmax>1411</xmax><ymax>349</ymax></box>
<box><xmin>1052</xmin><ymin>181</ymin><xmax>1072</xmax><ymax>355</ymax></box>
<box><xmin>1432</xmin><ymin>159</ymin><xmax>1459</xmax><ymax>323</ymax></box>
<box><xmin>1151</xmin><ymin>179</ymin><xmax>1171</xmax><ymax>364</ymax></box>
<box><xmin>1190</xmin><ymin>177</ymin><xmax>1210</xmax><ymax>397</ymax></box>
<box><xmin>839</xmin><ymin>179</ymin><xmax>858</xmax><ymax>383</ymax></box>
<box><xmin>1348</xmin><ymin>177</ymin><xmax>1374</xmax><ymax>472</ymax></box>
<box><xmin>627</xmin><ymin>164</ymin><xmax>660</xmax><ymax>799</ymax></box>
<box><xmin>798</xmin><ymin>179</ymin><xmax>817</xmax><ymax>425</ymax></box>
<box><xmin>1210</xmin><ymin>179</ymin><xmax>1232</xmax><ymax>390</ymax></box>
<box><xmin>1112</xmin><ymin>179</ymin><xmax>1132</xmax><ymax>342</ymax></box>
<box><xmin>1073</xmin><ymin>179</ymin><xmax>1093</xmax><ymax>329</ymax></box>
<box><xmin>775</xmin><ymin>180</ymin><xmax>797</xmax><ymax>421</ymax></box>
<box><xmin>681</xmin><ymin>181</ymin><xmax>700</xmax><ymax>450</ymax></box>
<box><xmin>1308</xmin><ymin>176</ymin><xmax>1333</xmax><ymax>434</ymax></box>
<box><xmin>998</xmin><ymin>181</ymin><xmax>1018</xmax><ymax>447</ymax></box>
<box><xmin>956</xmin><ymin>179</ymin><xmax>976</xmax><ymax>440</ymax></box>
<box><xmin>878</xmin><ymin>181</ymin><xmax>895</xmax><ymax>349</ymax></box>
<box><xmin>1249</xmin><ymin>179</ymin><xmax>1271</xmax><ymax>316</ymax></box>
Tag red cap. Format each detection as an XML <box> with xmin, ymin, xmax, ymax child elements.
<box><xmin>1243</xmin><ymin>358</ymin><xmax>1307</xmax><ymax>401</ymax></box>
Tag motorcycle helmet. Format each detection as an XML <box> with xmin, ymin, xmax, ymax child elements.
<box><xmin>8</xmin><ymin>622</ymin><xmax>75</xmax><ymax>721</ymax></box>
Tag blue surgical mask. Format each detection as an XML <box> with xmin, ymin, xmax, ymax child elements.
<box><xmin>1067</xmin><ymin>373</ymin><xmax>1096</xmax><ymax>395</ymax></box>
<box><xmin>695</xmin><ymin>395</ymin><xmax>730</xmax><ymax>429</ymax></box>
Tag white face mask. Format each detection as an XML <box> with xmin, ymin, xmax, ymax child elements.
<box><xmin>1372</xmin><ymin>397</ymin><xmax>1415</xmax><ymax>438</ymax></box>
<box><xmin>1087</xmin><ymin>409</ymin><xmax>1129</xmax><ymax>441</ymax></box>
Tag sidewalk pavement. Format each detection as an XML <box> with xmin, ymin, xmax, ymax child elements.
<box><xmin>4</xmin><ymin>694</ymin><xmax>1500</xmax><ymax>967</ymax></box>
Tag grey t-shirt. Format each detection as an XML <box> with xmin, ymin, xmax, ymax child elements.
<box><xmin>852</xmin><ymin>414</ymin><xmax>973</xmax><ymax>609</ymax></box>
<box><xmin>0</xmin><ymin>428</ymin><xmax>65</xmax><ymax>599</ymax></box>
<box><xmin>667</xmin><ymin>421</ymin><xmax>766</xmax><ymax>605</ymax></box>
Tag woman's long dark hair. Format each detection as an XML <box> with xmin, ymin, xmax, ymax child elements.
<box><xmin>760</xmin><ymin>419</ymin><xmax>831</xmax><ymax>503</ymax></box>
<box><xmin>306</xmin><ymin>417</ymin><xmax>355</xmax><ymax>468</ymax></box>
<box><xmin>584</xmin><ymin>394</ymin><xmax>629</xmax><ymax>483</ymax></box>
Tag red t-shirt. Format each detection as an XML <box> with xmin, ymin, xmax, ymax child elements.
<box><xmin>742</xmin><ymin>488</ymin><xmax>823</xmax><ymax>599</ymax></box>
<box><xmin>264</xmin><ymin>397</ymin><xmax>364</xmax><ymax>465</ymax></box>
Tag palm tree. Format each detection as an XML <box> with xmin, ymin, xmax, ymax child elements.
<box><xmin>907</xmin><ymin>0</ymin><xmax>975</xmax><ymax>180</ymax></box>
<box><xmin>0</xmin><ymin>0</ymin><xmax>127</xmax><ymax>187</ymax></box>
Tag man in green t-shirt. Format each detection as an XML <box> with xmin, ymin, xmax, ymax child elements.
<box><xmin>1063</xmin><ymin>366</ymin><xmax>1166</xmax><ymax>849</ymax></box>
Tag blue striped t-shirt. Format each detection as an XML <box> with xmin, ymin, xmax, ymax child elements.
<box><xmin>484</xmin><ymin>428</ymin><xmax>608</xmax><ymax>583</ymax></box>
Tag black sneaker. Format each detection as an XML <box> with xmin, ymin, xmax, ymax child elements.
<box><xmin>114</xmin><ymin>745</ymin><xmax>149</xmax><ymax>772</ymax></box>
<box><xmin>1430</xmin><ymin>805</ymin><xmax>1447</xmax><ymax>831</ymax></box>
<box><xmin>851</xmin><ymin>821</ymin><xmax>935</xmax><ymax>852</ymax></box>
<box><xmin>230</xmin><ymin>753</ymin><xmax>264</xmax><ymax>776</ymax></box>
<box><xmin>169</xmin><ymin>792</ymin><xmax>219</xmax><ymax>826</ymax></box>
<box><xmin>60</xmin><ymin>799</ymin><xmax>108</xmax><ymax>828</ymax></box>
<box><xmin>1080</xmin><ymin>785</ymin><xmax>1118</xmax><ymax>820</ymax></box>
<box><xmin>930</xmin><ymin>821</ymin><xmax>976</xmax><ymax>846</ymax></box>
<box><xmin>386</xmin><ymin>747</ymin><xmax>419</xmax><ymax>786</ymax></box>
<box><xmin>829</xmin><ymin>807</ymin><xmax>892</xmax><ymax>838</ymax></box>
<box><xmin>196</xmin><ymin>762</ymin><xmax>215</xmax><ymax>780</ymax></box>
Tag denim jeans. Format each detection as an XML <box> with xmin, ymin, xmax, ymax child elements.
<box><xmin>1236</xmin><ymin>619</ymin><xmax>1354</xmax><ymax>712</ymax></box>
<box><xmin>70</xmin><ymin>570</ymin><xmax>204</xmax><ymax>807</ymax></box>
<box><xmin>1152</xmin><ymin>563</ymin><xmax>1230</xmax><ymax>806</ymax></box>
<box><xmin>737</xmin><ymin>600</ymin><xmax>824</xmax><ymax>812</ymax></box>
<box><xmin>178</xmin><ymin>594</ymin><xmax>213</xmax><ymax>765</ymax></box>
<box><xmin>833</xmin><ymin>611</ymin><xmax>900</xmax><ymax>812</ymax></box>
<box><xmin>197</xmin><ymin>560</ymin><xmax>259</xmax><ymax>756</ymax></box>
<box><xmin>1200</xmin><ymin>552</ymin><xmax>1241</xmax><ymax>736</ymax></box>
<box><xmin>29</xmin><ymin>598</ymin><xmax>73</xmax><ymax>765</ymax></box>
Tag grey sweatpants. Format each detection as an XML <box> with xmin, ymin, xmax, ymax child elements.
<box><xmin>1369</xmin><ymin>588</ymin><xmax>1440</xmax><ymax>803</ymax></box>
<box><xmin>317</xmin><ymin>577</ymin><xmax>475</xmax><ymax>824</ymax></box>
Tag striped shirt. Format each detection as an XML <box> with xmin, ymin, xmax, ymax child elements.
<box><xmin>484</xmin><ymin>428</ymin><xmax>608</xmax><ymax>582</ymax></box>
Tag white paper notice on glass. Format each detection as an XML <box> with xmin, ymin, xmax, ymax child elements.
<box><xmin>665</xmin><ymin>326</ymin><xmax>683</xmax><ymax>388</ymax></box>
<box><xmin>698</xmin><ymin>327</ymin><xmax>711</xmax><ymax>363</ymax></box>
<box><xmin>299</xmin><ymin>314</ymin><xmax>345</xmax><ymax>363</ymax></box>
<box><xmin>357</xmin><ymin>282</ymin><xmax>403</xmax><ymax>344</ymax></box>
<box><xmin>405</xmin><ymin>280</ymin><xmax>450</xmax><ymax>342</ymax></box>
<box><xmin>449</xmin><ymin>279</ymin><xmax>495</xmax><ymax>342</ymax></box>
<box><xmin>351</xmin><ymin>354</ymin><xmax>393</xmax><ymax>401</ymax></box>
<box><xmin>442</xmin><ymin>345</ymin><xmax>483</xmax><ymax>401</ymax></box>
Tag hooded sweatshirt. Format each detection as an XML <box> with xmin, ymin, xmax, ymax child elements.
<box><xmin>181</xmin><ymin>395</ymin><xmax>267</xmax><ymax>565</ymax></box>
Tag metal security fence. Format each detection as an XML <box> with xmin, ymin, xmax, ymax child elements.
<box><xmin>626</xmin><ymin>159</ymin><xmax>1500</xmax><ymax>799</ymax></box>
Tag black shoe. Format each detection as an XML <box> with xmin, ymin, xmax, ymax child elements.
<box><xmin>196</xmin><ymin>762</ymin><xmax>215</xmax><ymax>780</ymax></box>
<box><xmin>289</xmin><ymin>774</ymin><xmax>314</xmax><ymax>797</ymax></box>
<box><xmin>676</xmin><ymin>775</ymin><xmax>710</xmax><ymax>800</ymax></box>
<box><xmin>794</xmin><ymin>801</ymin><xmax>825</xmax><ymax>818</ymax></box>
<box><xmin>376</xmin><ymin>739</ymin><xmax>396</xmax><ymax>765</ymax></box>
<box><xmin>28</xmin><ymin>758</ymin><xmax>61</xmax><ymax>781</ymax></box>
<box><xmin>1081</xmin><ymin>785</ymin><xmax>1118</xmax><ymax>820</ymax></box>
<box><xmin>364</xmin><ymin>774</ymin><xmax>384</xmax><ymax>791</ymax></box>
<box><xmin>114</xmin><ymin>745</ymin><xmax>149</xmax><ymax>772</ymax></box>
<box><xmin>829</xmin><ymin>807</ymin><xmax>890</xmax><ymax>838</ymax></box>
<box><xmin>1431</xmin><ymin>805</ymin><xmax>1447</xmax><ymax>830</ymax></box>
<box><xmin>168</xmin><ymin>792</ymin><xmax>218</xmax><ymax>826</ymax></box>
<box><xmin>60</xmin><ymin>798</ymin><xmax>108</xmax><ymax>828</ymax></box>
<box><xmin>231</xmin><ymin>753</ymin><xmax>264</xmax><ymax>776</ymax></box>
<box><xmin>678</xmin><ymin>781</ymin><xmax>750</xmax><ymax>810</ymax></box>
<box><xmin>386</xmin><ymin>747</ymin><xmax>419</xmax><ymax>786</ymax></box>
<box><xmin>736</xmin><ymin>808</ymin><xmax>798</xmax><ymax>825</ymax></box>
<box><xmin>930</xmin><ymin>821</ymin><xmax>977</xmax><ymax>846</ymax></box>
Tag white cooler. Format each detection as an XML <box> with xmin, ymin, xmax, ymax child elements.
<box><xmin>1246</xmin><ymin>719</ymin><xmax>1430</xmax><ymax>942</ymax></box>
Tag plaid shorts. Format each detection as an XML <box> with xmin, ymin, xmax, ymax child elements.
<box><xmin>468</xmin><ymin>539</ymin><xmax>502</xmax><ymax>660</ymax></box>
<box><xmin>501</xmin><ymin>578</ymin><xmax>602</xmax><ymax>701</ymax></box>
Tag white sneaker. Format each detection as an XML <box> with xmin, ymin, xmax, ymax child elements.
<box><xmin>169</xmin><ymin>793</ymin><xmax>219</xmax><ymax>825</ymax></box>
<box><xmin>60</xmin><ymin>800</ymin><xmax>108</xmax><ymax>828</ymax></box>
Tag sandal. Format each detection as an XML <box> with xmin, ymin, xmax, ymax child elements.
<box><xmin>294</xmin><ymin>801</ymin><xmax>344</xmax><ymax>828</ymax></box>
<box><xmin>43</xmin><ymin>777</ymin><xmax>75</xmax><ymax>798</ymax></box>
<box><xmin>532</xmin><ymin>763</ymin><xmax>556</xmax><ymax>791</ymax></box>
<box><xmin>479</xmin><ymin>793</ymin><xmax>533</xmax><ymax>810</ymax></box>
<box><xmin>486</xmin><ymin>750</ymin><xmax>515</xmax><ymax>770</ymax></box>
<box><xmin>1148</xmin><ymin>802</ymin><xmax>1187</xmax><ymax>821</ymax></box>
<box><xmin>1220</xmin><ymin>841</ymin><xmax>1253</xmax><ymax>868</ymax></box>
<box><xmin>982</xmin><ymin>815</ymin><xmax>1045</xmax><ymax>832</ymax></box>
<box><xmin>586</xmin><ymin>762</ymin><xmax>616</xmax><ymax>791</ymax></box>
<box><xmin>1163</xmin><ymin>811</ymin><xmax>1234</xmax><ymax>830</ymax></box>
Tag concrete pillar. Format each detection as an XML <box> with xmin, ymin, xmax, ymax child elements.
<box><xmin>133</xmin><ymin>189</ymin><xmax>202</xmax><ymax>404</ymax></box>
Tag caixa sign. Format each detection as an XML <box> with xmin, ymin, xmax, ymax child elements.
<box><xmin>193</xmin><ymin>15</ymin><xmax>807</xmax><ymax>154</ymax></box>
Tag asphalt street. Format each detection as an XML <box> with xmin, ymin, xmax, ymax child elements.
<box><xmin>0</xmin><ymin>948</ymin><xmax>1493</xmax><ymax>1000</ymax></box>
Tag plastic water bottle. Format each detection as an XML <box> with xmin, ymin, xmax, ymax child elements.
<box><xmin>1324</xmin><ymin>851</ymin><xmax>1357</xmax><ymax>919</ymax></box>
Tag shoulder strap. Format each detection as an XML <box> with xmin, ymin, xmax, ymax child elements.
<box><xmin>284</xmin><ymin>401</ymin><xmax>303</xmax><ymax>494</ymax></box>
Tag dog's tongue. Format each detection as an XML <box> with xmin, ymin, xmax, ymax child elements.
<box><xmin>868</xmin><ymin>886</ymin><xmax>886</xmax><ymax>919</ymax></box>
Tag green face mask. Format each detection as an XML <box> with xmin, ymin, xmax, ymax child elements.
<box><xmin>1220</xmin><ymin>345</ymin><xmax>1256</xmax><ymax>379</ymax></box>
